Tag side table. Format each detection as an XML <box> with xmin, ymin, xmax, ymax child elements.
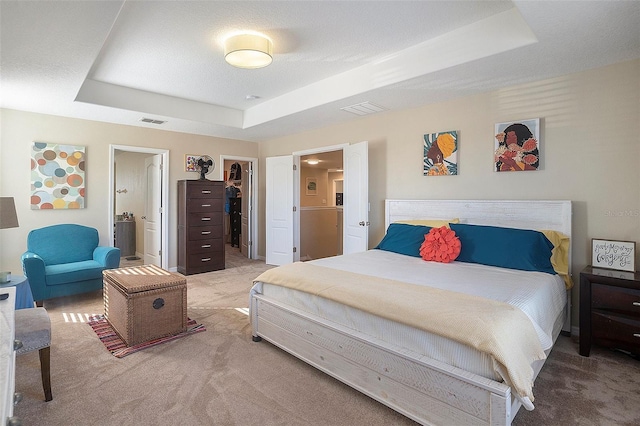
<box><xmin>0</xmin><ymin>274</ymin><xmax>35</xmax><ymax>310</ymax></box>
<box><xmin>579</xmin><ymin>266</ymin><xmax>640</xmax><ymax>357</ymax></box>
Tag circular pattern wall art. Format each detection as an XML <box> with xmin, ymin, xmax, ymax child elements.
<box><xmin>31</xmin><ymin>142</ymin><xmax>86</xmax><ymax>209</ymax></box>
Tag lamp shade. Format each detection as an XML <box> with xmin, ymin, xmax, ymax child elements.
<box><xmin>224</xmin><ymin>33</ymin><xmax>273</xmax><ymax>69</ymax></box>
<box><xmin>0</xmin><ymin>197</ymin><xmax>19</xmax><ymax>229</ymax></box>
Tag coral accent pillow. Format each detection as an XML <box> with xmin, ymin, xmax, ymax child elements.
<box><xmin>420</xmin><ymin>226</ymin><xmax>461</xmax><ymax>263</ymax></box>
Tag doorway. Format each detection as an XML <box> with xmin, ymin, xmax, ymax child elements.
<box><xmin>219</xmin><ymin>155</ymin><xmax>258</xmax><ymax>260</ymax></box>
<box><xmin>265</xmin><ymin>141</ymin><xmax>368</xmax><ymax>266</ymax></box>
<box><xmin>299</xmin><ymin>151</ymin><xmax>344</xmax><ymax>261</ymax></box>
<box><xmin>109</xmin><ymin>145</ymin><xmax>169</xmax><ymax>270</ymax></box>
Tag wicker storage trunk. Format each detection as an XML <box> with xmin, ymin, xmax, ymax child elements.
<box><xmin>103</xmin><ymin>265</ymin><xmax>187</xmax><ymax>347</ymax></box>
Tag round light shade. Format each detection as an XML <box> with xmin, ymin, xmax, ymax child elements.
<box><xmin>224</xmin><ymin>33</ymin><xmax>273</xmax><ymax>69</ymax></box>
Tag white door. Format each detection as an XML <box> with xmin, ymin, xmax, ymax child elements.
<box><xmin>144</xmin><ymin>155</ymin><xmax>162</xmax><ymax>266</ymax></box>
<box><xmin>343</xmin><ymin>141</ymin><xmax>369</xmax><ymax>254</ymax></box>
<box><xmin>240</xmin><ymin>162</ymin><xmax>252</xmax><ymax>258</ymax></box>
<box><xmin>265</xmin><ymin>142</ymin><xmax>368</xmax><ymax>265</ymax></box>
<box><xmin>265</xmin><ymin>156</ymin><xmax>294</xmax><ymax>266</ymax></box>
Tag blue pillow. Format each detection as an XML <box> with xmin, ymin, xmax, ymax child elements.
<box><xmin>375</xmin><ymin>223</ymin><xmax>432</xmax><ymax>257</ymax></box>
<box><xmin>449</xmin><ymin>223</ymin><xmax>556</xmax><ymax>274</ymax></box>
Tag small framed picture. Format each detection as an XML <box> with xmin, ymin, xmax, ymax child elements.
<box><xmin>305</xmin><ymin>177</ymin><xmax>317</xmax><ymax>196</ymax></box>
<box><xmin>591</xmin><ymin>239</ymin><xmax>636</xmax><ymax>272</ymax></box>
<box><xmin>494</xmin><ymin>118</ymin><xmax>540</xmax><ymax>172</ymax></box>
<box><xmin>185</xmin><ymin>154</ymin><xmax>199</xmax><ymax>172</ymax></box>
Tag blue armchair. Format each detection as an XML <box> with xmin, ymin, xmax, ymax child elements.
<box><xmin>21</xmin><ymin>224</ymin><xmax>120</xmax><ymax>304</ymax></box>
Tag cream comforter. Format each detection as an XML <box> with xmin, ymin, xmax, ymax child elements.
<box><xmin>254</xmin><ymin>261</ymin><xmax>546</xmax><ymax>406</ymax></box>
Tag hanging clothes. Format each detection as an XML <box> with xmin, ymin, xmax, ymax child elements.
<box><xmin>225</xmin><ymin>183</ymin><xmax>240</xmax><ymax>214</ymax></box>
<box><xmin>229</xmin><ymin>162</ymin><xmax>242</xmax><ymax>181</ymax></box>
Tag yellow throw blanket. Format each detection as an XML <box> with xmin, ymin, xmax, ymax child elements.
<box><xmin>254</xmin><ymin>262</ymin><xmax>546</xmax><ymax>405</ymax></box>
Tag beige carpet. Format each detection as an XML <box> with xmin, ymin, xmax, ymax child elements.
<box><xmin>14</xmin><ymin>248</ymin><xmax>640</xmax><ymax>425</ymax></box>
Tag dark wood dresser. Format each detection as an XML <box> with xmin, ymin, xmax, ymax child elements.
<box><xmin>177</xmin><ymin>180</ymin><xmax>225</xmax><ymax>275</ymax></box>
<box><xmin>579</xmin><ymin>266</ymin><xmax>640</xmax><ymax>356</ymax></box>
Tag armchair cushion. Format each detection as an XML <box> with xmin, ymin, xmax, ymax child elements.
<box><xmin>45</xmin><ymin>260</ymin><xmax>105</xmax><ymax>286</ymax></box>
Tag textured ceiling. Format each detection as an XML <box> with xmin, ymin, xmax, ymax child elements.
<box><xmin>1</xmin><ymin>1</ymin><xmax>639</xmax><ymax>143</ymax></box>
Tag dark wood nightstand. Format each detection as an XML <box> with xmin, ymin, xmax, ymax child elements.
<box><xmin>579</xmin><ymin>266</ymin><xmax>640</xmax><ymax>357</ymax></box>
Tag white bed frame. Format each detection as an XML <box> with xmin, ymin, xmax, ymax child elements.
<box><xmin>251</xmin><ymin>200</ymin><xmax>572</xmax><ymax>425</ymax></box>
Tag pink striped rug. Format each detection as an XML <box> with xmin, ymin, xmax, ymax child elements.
<box><xmin>87</xmin><ymin>314</ymin><xmax>206</xmax><ymax>358</ymax></box>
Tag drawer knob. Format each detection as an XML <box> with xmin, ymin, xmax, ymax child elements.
<box><xmin>201</xmin><ymin>204</ymin><xmax>211</xmax><ymax>207</ymax></box>
<box><xmin>201</xmin><ymin>217</ymin><xmax>211</xmax><ymax>221</ymax></box>
<box><xmin>634</xmin><ymin>334</ymin><xmax>640</xmax><ymax>338</ymax></box>
<box><xmin>202</xmin><ymin>190</ymin><xmax>211</xmax><ymax>194</ymax></box>
<box><xmin>201</xmin><ymin>258</ymin><xmax>211</xmax><ymax>262</ymax></box>
<box><xmin>201</xmin><ymin>244</ymin><xmax>211</xmax><ymax>248</ymax></box>
<box><xmin>201</xmin><ymin>231</ymin><xmax>211</xmax><ymax>235</ymax></box>
<box><xmin>633</xmin><ymin>302</ymin><xmax>640</xmax><ymax>307</ymax></box>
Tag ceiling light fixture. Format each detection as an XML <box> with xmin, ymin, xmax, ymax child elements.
<box><xmin>306</xmin><ymin>160</ymin><xmax>319</xmax><ymax>165</ymax></box>
<box><xmin>224</xmin><ymin>33</ymin><xmax>273</xmax><ymax>69</ymax></box>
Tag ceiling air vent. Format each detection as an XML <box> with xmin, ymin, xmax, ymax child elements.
<box><xmin>140</xmin><ymin>117</ymin><xmax>166</xmax><ymax>125</ymax></box>
<box><xmin>340</xmin><ymin>101</ymin><xmax>386</xmax><ymax>116</ymax></box>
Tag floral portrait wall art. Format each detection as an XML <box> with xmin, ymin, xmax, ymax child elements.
<box><xmin>494</xmin><ymin>118</ymin><xmax>540</xmax><ymax>172</ymax></box>
<box><xmin>423</xmin><ymin>131</ymin><xmax>458</xmax><ymax>176</ymax></box>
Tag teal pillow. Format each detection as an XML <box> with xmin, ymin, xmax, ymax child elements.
<box><xmin>450</xmin><ymin>223</ymin><xmax>556</xmax><ymax>274</ymax></box>
<box><xmin>375</xmin><ymin>223</ymin><xmax>432</xmax><ymax>257</ymax></box>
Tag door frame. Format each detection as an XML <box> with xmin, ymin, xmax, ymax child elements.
<box><xmin>219</xmin><ymin>155</ymin><xmax>258</xmax><ymax>259</ymax></box>
<box><xmin>293</xmin><ymin>144</ymin><xmax>348</xmax><ymax>260</ymax></box>
<box><xmin>109</xmin><ymin>145</ymin><xmax>170</xmax><ymax>270</ymax></box>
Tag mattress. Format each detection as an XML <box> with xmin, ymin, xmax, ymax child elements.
<box><xmin>250</xmin><ymin>249</ymin><xmax>566</xmax><ymax>399</ymax></box>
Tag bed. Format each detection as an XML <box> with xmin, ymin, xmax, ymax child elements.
<box><xmin>250</xmin><ymin>199</ymin><xmax>572</xmax><ymax>425</ymax></box>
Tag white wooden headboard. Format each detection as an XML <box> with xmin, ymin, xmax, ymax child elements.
<box><xmin>385</xmin><ymin>199</ymin><xmax>572</xmax><ymax>272</ymax></box>
<box><xmin>385</xmin><ymin>199</ymin><xmax>572</xmax><ymax>237</ymax></box>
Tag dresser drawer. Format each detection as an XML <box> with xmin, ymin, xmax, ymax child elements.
<box><xmin>186</xmin><ymin>183</ymin><xmax>223</xmax><ymax>198</ymax></box>
<box><xmin>592</xmin><ymin>311</ymin><xmax>640</xmax><ymax>352</ymax></box>
<box><xmin>187</xmin><ymin>211</ymin><xmax>223</xmax><ymax>226</ymax></box>
<box><xmin>186</xmin><ymin>252</ymin><xmax>225</xmax><ymax>272</ymax></box>
<box><xmin>187</xmin><ymin>238</ymin><xmax>223</xmax><ymax>254</ymax></box>
<box><xmin>186</xmin><ymin>197</ymin><xmax>223</xmax><ymax>212</ymax></box>
<box><xmin>592</xmin><ymin>283</ymin><xmax>640</xmax><ymax>315</ymax></box>
<box><xmin>187</xmin><ymin>224</ymin><xmax>223</xmax><ymax>240</ymax></box>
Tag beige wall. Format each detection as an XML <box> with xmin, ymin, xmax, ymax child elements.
<box><xmin>300</xmin><ymin>207</ymin><xmax>339</xmax><ymax>260</ymax></box>
<box><xmin>300</xmin><ymin>167</ymin><xmax>329</xmax><ymax>207</ymax></box>
<box><xmin>0</xmin><ymin>110</ymin><xmax>258</xmax><ymax>273</ymax></box>
<box><xmin>1</xmin><ymin>59</ymin><xmax>638</xmax><ymax>327</ymax></box>
<box><xmin>258</xmin><ymin>59</ymin><xmax>640</xmax><ymax>327</ymax></box>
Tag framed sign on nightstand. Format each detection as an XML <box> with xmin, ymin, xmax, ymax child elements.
<box><xmin>591</xmin><ymin>238</ymin><xmax>635</xmax><ymax>272</ymax></box>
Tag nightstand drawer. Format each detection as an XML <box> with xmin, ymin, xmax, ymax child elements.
<box><xmin>592</xmin><ymin>283</ymin><xmax>640</xmax><ymax>315</ymax></box>
<box><xmin>592</xmin><ymin>311</ymin><xmax>640</xmax><ymax>351</ymax></box>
